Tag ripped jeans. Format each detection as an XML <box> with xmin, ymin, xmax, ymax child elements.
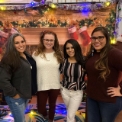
<box><xmin>5</xmin><ymin>96</ymin><xmax>29</xmax><ymax>122</ymax></box>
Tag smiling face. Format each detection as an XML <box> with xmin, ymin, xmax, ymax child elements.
<box><xmin>43</xmin><ymin>34</ymin><xmax>55</xmax><ymax>52</ymax></box>
<box><xmin>91</xmin><ymin>31</ymin><xmax>106</xmax><ymax>52</ymax></box>
<box><xmin>66</xmin><ymin>43</ymin><xmax>75</xmax><ymax>58</ymax></box>
<box><xmin>14</xmin><ymin>36</ymin><xmax>26</xmax><ymax>55</ymax></box>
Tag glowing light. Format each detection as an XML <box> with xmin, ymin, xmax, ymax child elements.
<box><xmin>50</xmin><ymin>3</ymin><xmax>57</xmax><ymax>9</ymax></box>
<box><xmin>8</xmin><ymin>112</ymin><xmax>12</xmax><ymax>115</ymax></box>
<box><xmin>110</xmin><ymin>38</ymin><xmax>116</xmax><ymax>44</ymax></box>
<box><xmin>0</xmin><ymin>6</ymin><xmax>6</xmax><ymax>10</ymax></box>
<box><xmin>116</xmin><ymin>18</ymin><xmax>121</xmax><ymax>23</ymax></box>
<box><xmin>30</xmin><ymin>1</ymin><xmax>36</xmax><ymax>7</ymax></box>
<box><xmin>105</xmin><ymin>2</ymin><xmax>111</xmax><ymax>7</ymax></box>
<box><xmin>30</xmin><ymin>111</ymin><xmax>34</xmax><ymax>115</ymax></box>
<box><xmin>82</xmin><ymin>113</ymin><xmax>86</xmax><ymax>119</ymax></box>
<box><xmin>0</xmin><ymin>0</ymin><xmax>4</xmax><ymax>3</ymax></box>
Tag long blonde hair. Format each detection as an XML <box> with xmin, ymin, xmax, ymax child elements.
<box><xmin>34</xmin><ymin>30</ymin><xmax>63</xmax><ymax>63</ymax></box>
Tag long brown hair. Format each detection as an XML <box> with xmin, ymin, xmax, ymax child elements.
<box><xmin>34</xmin><ymin>30</ymin><xmax>63</xmax><ymax>63</ymax></box>
<box><xmin>91</xmin><ymin>27</ymin><xmax>112</xmax><ymax>81</ymax></box>
<box><xmin>1</xmin><ymin>33</ymin><xmax>26</xmax><ymax>72</ymax></box>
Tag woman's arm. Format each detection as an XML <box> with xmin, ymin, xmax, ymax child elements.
<box><xmin>107</xmin><ymin>85</ymin><xmax>122</xmax><ymax>97</ymax></box>
<box><xmin>0</xmin><ymin>66</ymin><xmax>18</xmax><ymax>97</ymax></box>
<box><xmin>107</xmin><ymin>72</ymin><xmax>122</xmax><ymax>97</ymax></box>
<box><xmin>107</xmin><ymin>49</ymin><xmax>122</xmax><ymax>97</ymax></box>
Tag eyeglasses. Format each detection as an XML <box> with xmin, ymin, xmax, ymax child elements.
<box><xmin>91</xmin><ymin>36</ymin><xmax>105</xmax><ymax>42</ymax></box>
<box><xmin>43</xmin><ymin>39</ymin><xmax>54</xmax><ymax>42</ymax></box>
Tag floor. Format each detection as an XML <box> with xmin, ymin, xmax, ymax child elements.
<box><xmin>0</xmin><ymin>95</ymin><xmax>86</xmax><ymax>122</ymax></box>
<box><xmin>0</xmin><ymin>95</ymin><xmax>122</xmax><ymax>122</ymax></box>
<box><xmin>30</xmin><ymin>95</ymin><xmax>122</xmax><ymax>122</ymax></box>
<box><xmin>29</xmin><ymin>95</ymin><xmax>86</xmax><ymax>122</ymax></box>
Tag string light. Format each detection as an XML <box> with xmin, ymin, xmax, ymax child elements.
<box><xmin>105</xmin><ymin>2</ymin><xmax>111</xmax><ymax>7</ymax></box>
<box><xmin>0</xmin><ymin>1</ymin><xmax>114</xmax><ymax>10</ymax></box>
<box><xmin>50</xmin><ymin>3</ymin><xmax>57</xmax><ymax>9</ymax></box>
<box><xmin>0</xmin><ymin>6</ymin><xmax>6</xmax><ymax>10</ymax></box>
<box><xmin>110</xmin><ymin>37</ymin><xmax>116</xmax><ymax>44</ymax></box>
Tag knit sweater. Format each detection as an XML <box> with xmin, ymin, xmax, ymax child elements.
<box><xmin>33</xmin><ymin>52</ymin><xmax>60</xmax><ymax>91</ymax></box>
<box><xmin>86</xmin><ymin>48</ymin><xmax>122</xmax><ymax>103</ymax></box>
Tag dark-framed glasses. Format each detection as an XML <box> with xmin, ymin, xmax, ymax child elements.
<box><xmin>91</xmin><ymin>36</ymin><xmax>105</xmax><ymax>41</ymax></box>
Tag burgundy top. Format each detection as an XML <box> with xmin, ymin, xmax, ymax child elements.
<box><xmin>86</xmin><ymin>48</ymin><xmax>122</xmax><ymax>103</ymax></box>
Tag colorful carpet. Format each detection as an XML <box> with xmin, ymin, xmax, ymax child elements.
<box><xmin>0</xmin><ymin>102</ymin><xmax>86</xmax><ymax>122</ymax></box>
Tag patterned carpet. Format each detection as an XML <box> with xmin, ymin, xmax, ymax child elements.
<box><xmin>0</xmin><ymin>102</ymin><xmax>86</xmax><ymax>122</ymax></box>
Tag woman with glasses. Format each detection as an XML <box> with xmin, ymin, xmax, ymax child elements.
<box><xmin>86</xmin><ymin>26</ymin><xmax>122</xmax><ymax>122</ymax></box>
<box><xmin>32</xmin><ymin>30</ymin><xmax>63</xmax><ymax>122</ymax></box>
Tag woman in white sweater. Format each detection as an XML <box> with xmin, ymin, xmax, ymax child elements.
<box><xmin>33</xmin><ymin>30</ymin><xmax>63</xmax><ymax>122</ymax></box>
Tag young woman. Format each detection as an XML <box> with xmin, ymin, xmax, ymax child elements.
<box><xmin>32</xmin><ymin>30</ymin><xmax>63</xmax><ymax>122</ymax></box>
<box><xmin>86</xmin><ymin>26</ymin><xmax>122</xmax><ymax>122</ymax></box>
<box><xmin>0</xmin><ymin>33</ymin><xmax>36</xmax><ymax>122</ymax></box>
<box><xmin>60</xmin><ymin>39</ymin><xmax>86</xmax><ymax>122</ymax></box>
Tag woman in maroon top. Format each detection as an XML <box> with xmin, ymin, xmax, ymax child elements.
<box><xmin>86</xmin><ymin>26</ymin><xmax>122</xmax><ymax>122</ymax></box>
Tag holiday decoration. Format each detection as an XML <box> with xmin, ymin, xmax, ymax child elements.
<box><xmin>68</xmin><ymin>26</ymin><xmax>78</xmax><ymax>40</ymax></box>
<box><xmin>0</xmin><ymin>48</ymin><xmax>2</xmax><ymax>54</ymax></box>
<box><xmin>78</xmin><ymin>18</ymin><xmax>95</xmax><ymax>28</ymax></box>
<box><xmin>0</xmin><ymin>1</ymin><xmax>115</xmax><ymax>10</ymax></box>
<box><xmin>115</xmin><ymin>1</ymin><xmax>122</xmax><ymax>42</ymax></box>
<box><xmin>105</xmin><ymin>10</ymin><xmax>116</xmax><ymax>38</ymax></box>
<box><xmin>78</xmin><ymin>26</ymin><xmax>91</xmax><ymax>46</ymax></box>
<box><xmin>0</xmin><ymin>21</ymin><xmax>18</xmax><ymax>56</ymax></box>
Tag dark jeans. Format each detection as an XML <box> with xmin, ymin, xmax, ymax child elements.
<box><xmin>87</xmin><ymin>97</ymin><xmax>122</xmax><ymax>122</ymax></box>
<box><xmin>37</xmin><ymin>89</ymin><xmax>60</xmax><ymax>121</ymax></box>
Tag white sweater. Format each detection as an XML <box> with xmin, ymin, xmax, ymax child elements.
<box><xmin>32</xmin><ymin>52</ymin><xmax>60</xmax><ymax>91</ymax></box>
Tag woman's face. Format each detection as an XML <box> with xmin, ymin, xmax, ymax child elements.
<box><xmin>43</xmin><ymin>34</ymin><xmax>55</xmax><ymax>51</ymax></box>
<box><xmin>14</xmin><ymin>36</ymin><xmax>26</xmax><ymax>54</ymax></box>
<box><xmin>66</xmin><ymin>43</ymin><xmax>75</xmax><ymax>58</ymax></box>
<box><xmin>91</xmin><ymin>31</ymin><xmax>106</xmax><ymax>52</ymax></box>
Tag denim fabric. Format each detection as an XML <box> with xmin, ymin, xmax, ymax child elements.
<box><xmin>87</xmin><ymin>97</ymin><xmax>122</xmax><ymax>122</ymax></box>
<box><xmin>5</xmin><ymin>96</ymin><xmax>28</xmax><ymax>122</ymax></box>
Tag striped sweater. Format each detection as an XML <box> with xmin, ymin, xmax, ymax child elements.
<box><xmin>60</xmin><ymin>59</ymin><xmax>86</xmax><ymax>90</ymax></box>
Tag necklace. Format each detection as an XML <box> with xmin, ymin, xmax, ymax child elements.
<box><xmin>21</xmin><ymin>55</ymin><xmax>32</xmax><ymax>69</ymax></box>
<box><xmin>26</xmin><ymin>60</ymin><xmax>32</xmax><ymax>69</ymax></box>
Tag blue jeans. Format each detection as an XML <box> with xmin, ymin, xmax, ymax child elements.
<box><xmin>87</xmin><ymin>97</ymin><xmax>122</xmax><ymax>122</ymax></box>
<box><xmin>5</xmin><ymin>96</ymin><xmax>29</xmax><ymax>122</ymax></box>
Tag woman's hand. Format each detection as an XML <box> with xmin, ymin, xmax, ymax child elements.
<box><xmin>13</xmin><ymin>94</ymin><xmax>20</xmax><ymax>99</ymax></box>
<box><xmin>107</xmin><ymin>85</ymin><xmax>122</xmax><ymax>97</ymax></box>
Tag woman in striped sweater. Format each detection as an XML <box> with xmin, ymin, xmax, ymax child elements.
<box><xmin>60</xmin><ymin>39</ymin><xmax>86</xmax><ymax>122</ymax></box>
